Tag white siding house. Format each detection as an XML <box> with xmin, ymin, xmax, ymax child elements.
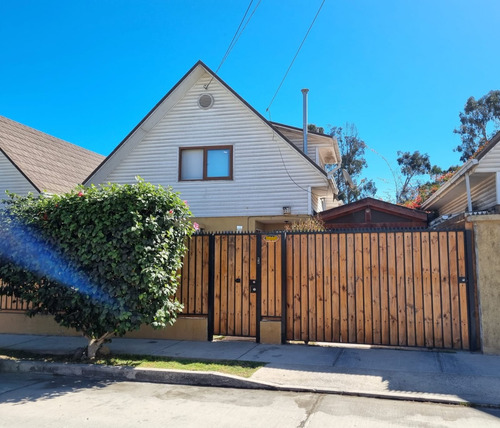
<box><xmin>0</xmin><ymin>150</ymin><xmax>37</xmax><ymax>202</ymax></box>
<box><xmin>422</xmin><ymin>131</ymin><xmax>500</xmax><ymax>225</ymax></box>
<box><xmin>0</xmin><ymin>115</ymin><xmax>104</xmax><ymax>203</ymax></box>
<box><xmin>85</xmin><ymin>61</ymin><xmax>342</xmax><ymax>231</ymax></box>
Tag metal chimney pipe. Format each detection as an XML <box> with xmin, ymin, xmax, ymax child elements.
<box><xmin>301</xmin><ymin>88</ymin><xmax>309</xmax><ymax>155</ymax></box>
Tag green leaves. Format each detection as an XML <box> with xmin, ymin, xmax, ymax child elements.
<box><xmin>0</xmin><ymin>179</ymin><xmax>195</xmax><ymax>342</ymax></box>
<box><xmin>454</xmin><ymin>90</ymin><xmax>500</xmax><ymax>162</ymax></box>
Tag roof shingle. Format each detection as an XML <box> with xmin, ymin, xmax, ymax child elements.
<box><xmin>0</xmin><ymin>115</ymin><xmax>104</xmax><ymax>194</ymax></box>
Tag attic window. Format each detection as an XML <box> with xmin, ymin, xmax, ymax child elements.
<box><xmin>198</xmin><ymin>93</ymin><xmax>214</xmax><ymax>109</ymax></box>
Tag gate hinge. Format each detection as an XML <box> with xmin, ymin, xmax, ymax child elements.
<box><xmin>459</xmin><ymin>277</ymin><xmax>467</xmax><ymax>284</ymax></box>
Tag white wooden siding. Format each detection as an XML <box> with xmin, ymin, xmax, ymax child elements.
<box><xmin>439</xmin><ymin>174</ymin><xmax>497</xmax><ymax>215</ymax></box>
<box><xmin>477</xmin><ymin>143</ymin><xmax>500</xmax><ymax>173</ymax></box>
<box><xmin>100</xmin><ymin>72</ymin><xmax>330</xmax><ymax>217</ymax></box>
<box><xmin>274</xmin><ymin>126</ymin><xmax>335</xmax><ymax>167</ymax></box>
<box><xmin>0</xmin><ymin>152</ymin><xmax>38</xmax><ymax>202</ymax></box>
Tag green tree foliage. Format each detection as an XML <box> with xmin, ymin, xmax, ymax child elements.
<box><xmin>396</xmin><ymin>151</ymin><xmax>432</xmax><ymax>203</ymax></box>
<box><xmin>0</xmin><ymin>180</ymin><xmax>195</xmax><ymax>359</ymax></box>
<box><xmin>454</xmin><ymin>90</ymin><xmax>500</xmax><ymax>162</ymax></box>
<box><xmin>329</xmin><ymin>124</ymin><xmax>377</xmax><ymax>203</ymax></box>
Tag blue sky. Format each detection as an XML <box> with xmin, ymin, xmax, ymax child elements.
<box><xmin>1</xmin><ymin>1</ymin><xmax>499</xmax><ymax>199</ymax></box>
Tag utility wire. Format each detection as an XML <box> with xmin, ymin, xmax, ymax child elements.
<box><xmin>205</xmin><ymin>0</ymin><xmax>261</xmax><ymax>89</ymax></box>
<box><xmin>266</xmin><ymin>0</ymin><xmax>326</xmax><ymax>112</ymax></box>
<box><xmin>269</xmin><ymin>118</ymin><xmax>323</xmax><ymax>200</ymax></box>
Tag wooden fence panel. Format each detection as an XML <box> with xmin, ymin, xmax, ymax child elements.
<box><xmin>284</xmin><ymin>230</ymin><xmax>473</xmax><ymax>350</ymax></box>
<box><xmin>1</xmin><ymin>230</ymin><xmax>475</xmax><ymax>351</ymax></box>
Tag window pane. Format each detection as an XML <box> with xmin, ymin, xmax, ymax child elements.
<box><xmin>181</xmin><ymin>149</ymin><xmax>203</xmax><ymax>180</ymax></box>
<box><xmin>207</xmin><ymin>149</ymin><xmax>230</xmax><ymax>178</ymax></box>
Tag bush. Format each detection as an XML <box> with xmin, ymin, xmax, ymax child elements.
<box><xmin>0</xmin><ymin>179</ymin><xmax>195</xmax><ymax>358</ymax></box>
<box><xmin>284</xmin><ymin>216</ymin><xmax>326</xmax><ymax>232</ymax></box>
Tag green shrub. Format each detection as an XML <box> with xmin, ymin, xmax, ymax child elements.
<box><xmin>0</xmin><ymin>179</ymin><xmax>195</xmax><ymax>358</ymax></box>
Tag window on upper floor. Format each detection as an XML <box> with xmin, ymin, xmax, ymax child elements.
<box><xmin>179</xmin><ymin>146</ymin><xmax>233</xmax><ymax>181</ymax></box>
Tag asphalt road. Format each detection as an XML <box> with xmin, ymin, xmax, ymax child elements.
<box><xmin>1</xmin><ymin>373</ymin><xmax>500</xmax><ymax>428</ymax></box>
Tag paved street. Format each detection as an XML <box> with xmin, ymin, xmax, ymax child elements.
<box><xmin>1</xmin><ymin>373</ymin><xmax>500</xmax><ymax>428</ymax></box>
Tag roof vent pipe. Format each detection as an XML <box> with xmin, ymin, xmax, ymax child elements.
<box><xmin>301</xmin><ymin>88</ymin><xmax>309</xmax><ymax>155</ymax></box>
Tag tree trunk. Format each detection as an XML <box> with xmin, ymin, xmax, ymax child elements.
<box><xmin>86</xmin><ymin>332</ymin><xmax>114</xmax><ymax>360</ymax></box>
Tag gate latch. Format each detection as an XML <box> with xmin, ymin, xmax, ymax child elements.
<box><xmin>459</xmin><ymin>277</ymin><xmax>467</xmax><ymax>284</ymax></box>
<box><xmin>250</xmin><ymin>279</ymin><xmax>257</xmax><ymax>293</ymax></box>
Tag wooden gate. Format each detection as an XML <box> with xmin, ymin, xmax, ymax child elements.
<box><xmin>212</xmin><ymin>234</ymin><xmax>258</xmax><ymax>337</ymax></box>
<box><xmin>285</xmin><ymin>230</ymin><xmax>476</xmax><ymax>350</ymax></box>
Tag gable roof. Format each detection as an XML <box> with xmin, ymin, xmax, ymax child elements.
<box><xmin>319</xmin><ymin>197</ymin><xmax>428</xmax><ymax>228</ymax></box>
<box><xmin>84</xmin><ymin>60</ymin><xmax>337</xmax><ymax>185</ymax></box>
<box><xmin>0</xmin><ymin>115</ymin><xmax>104</xmax><ymax>194</ymax></box>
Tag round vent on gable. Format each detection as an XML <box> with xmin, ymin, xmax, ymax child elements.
<box><xmin>198</xmin><ymin>93</ymin><xmax>214</xmax><ymax>109</ymax></box>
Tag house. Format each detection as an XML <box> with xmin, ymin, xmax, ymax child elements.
<box><xmin>0</xmin><ymin>115</ymin><xmax>104</xmax><ymax>202</ymax></box>
<box><xmin>318</xmin><ymin>197</ymin><xmax>429</xmax><ymax>229</ymax></box>
<box><xmin>422</xmin><ymin>131</ymin><xmax>500</xmax><ymax>227</ymax></box>
<box><xmin>84</xmin><ymin>61</ymin><xmax>342</xmax><ymax>232</ymax></box>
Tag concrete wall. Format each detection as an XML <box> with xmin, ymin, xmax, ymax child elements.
<box><xmin>259</xmin><ymin>319</ymin><xmax>282</xmax><ymax>344</ymax></box>
<box><xmin>468</xmin><ymin>214</ymin><xmax>500</xmax><ymax>354</ymax></box>
<box><xmin>0</xmin><ymin>312</ymin><xmax>208</xmax><ymax>342</ymax></box>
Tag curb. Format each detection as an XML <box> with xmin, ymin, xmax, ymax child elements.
<box><xmin>0</xmin><ymin>358</ymin><xmax>494</xmax><ymax>408</ymax></box>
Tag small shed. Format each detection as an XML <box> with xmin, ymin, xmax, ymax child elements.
<box><xmin>318</xmin><ymin>197</ymin><xmax>429</xmax><ymax>229</ymax></box>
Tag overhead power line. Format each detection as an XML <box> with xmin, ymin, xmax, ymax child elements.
<box><xmin>266</xmin><ymin>0</ymin><xmax>326</xmax><ymax>114</ymax></box>
<box><xmin>205</xmin><ymin>0</ymin><xmax>262</xmax><ymax>89</ymax></box>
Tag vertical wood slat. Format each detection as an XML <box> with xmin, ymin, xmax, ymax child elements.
<box><xmin>234</xmin><ymin>235</ymin><xmax>242</xmax><ymax>336</ymax></box>
<box><xmin>241</xmin><ymin>235</ymin><xmax>250</xmax><ymax>336</ymax></box>
<box><xmin>331</xmin><ymin>234</ymin><xmax>341</xmax><ymax>342</ymax></box>
<box><xmin>274</xmin><ymin>237</ymin><xmax>282</xmax><ymax>317</ymax></box>
<box><xmin>412</xmin><ymin>232</ymin><xmax>425</xmax><ymax>347</ymax></box>
<box><xmin>430</xmin><ymin>232</ymin><xmax>443</xmax><ymax>348</ymax></box>
<box><xmin>316</xmin><ymin>234</ymin><xmax>324</xmax><ymax>341</ymax></box>
<box><xmin>286</xmin><ymin>234</ymin><xmax>294</xmax><ymax>340</ymax></box>
<box><xmin>300</xmin><ymin>234</ymin><xmax>309</xmax><ymax>342</ymax></box>
<box><xmin>346</xmin><ymin>233</ymin><xmax>356</xmax><ymax>343</ymax></box>
<box><xmin>261</xmin><ymin>240</ymin><xmax>268</xmax><ymax>317</ymax></box>
<box><xmin>249</xmin><ymin>235</ymin><xmax>257</xmax><ymax>337</ymax></box>
<box><xmin>339</xmin><ymin>233</ymin><xmax>348</xmax><ymax>343</ymax></box>
<box><xmin>308</xmin><ymin>234</ymin><xmax>317</xmax><ymax>342</ymax></box>
<box><xmin>268</xmin><ymin>238</ymin><xmax>275</xmax><ymax>316</ymax></box>
<box><xmin>324</xmin><ymin>234</ymin><xmax>333</xmax><ymax>342</ymax></box>
<box><xmin>363</xmin><ymin>233</ymin><xmax>373</xmax><ymax>344</ymax></box>
<box><xmin>439</xmin><ymin>232</ymin><xmax>452</xmax><ymax>349</ymax></box>
<box><xmin>421</xmin><ymin>232</ymin><xmax>434</xmax><ymax>347</ymax></box>
<box><xmin>354</xmin><ymin>233</ymin><xmax>364</xmax><ymax>343</ymax></box>
<box><xmin>292</xmin><ymin>235</ymin><xmax>301</xmax><ymax>340</ymax></box>
<box><xmin>370</xmin><ymin>233</ymin><xmax>381</xmax><ymax>345</ymax></box>
<box><xmin>448</xmin><ymin>232</ymin><xmax>461</xmax><ymax>349</ymax></box>
<box><xmin>379</xmin><ymin>233</ymin><xmax>389</xmax><ymax>345</ymax></box>
<box><xmin>404</xmin><ymin>232</ymin><xmax>416</xmax><ymax>347</ymax></box>
<box><xmin>387</xmin><ymin>233</ymin><xmax>398</xmax><ymax>346</ymax></box>
<box><xmin>395</xmin><ymin>233</ymin><xmax>406</xmax><ymax>346</ymax></box>
<box><xmin>213</xmin><ymin>236</ymin><xmax>222</xmax><ymax>334</ymax></box>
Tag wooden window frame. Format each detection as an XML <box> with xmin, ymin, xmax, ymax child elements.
<box><xmin>179</xmin><ymin>145</ymin><xmax>233</xmax><ymax>181</ymax></box>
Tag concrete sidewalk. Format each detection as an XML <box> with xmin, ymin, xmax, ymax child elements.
<box><xmin>1</xmin><ymin>333</ymin><xmax>500</xmax><ymax>407</ymax></box>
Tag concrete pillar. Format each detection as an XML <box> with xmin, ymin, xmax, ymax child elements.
<box><xmin>467</xmin><ymin>214</ymin><xmax>500</xmax><ymax>354</ymax></box>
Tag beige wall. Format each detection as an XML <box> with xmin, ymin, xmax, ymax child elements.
<box><xmin>468</xmin><ymin>215</ymin><xmax>500</xmax><ymax>354</ymax></box>
<box><xmin>0</xmin><ymin>312</ymin><xmax>80</xmax><ymax>336</ymax></box>
<box><xmin>259</xmin><ymin>320</ymin><xmax>282</xmax><ymax>344</ymax></box>
<box><xmin>0</xmin><ymin>312</ymin><xmax>207</xmax><ymax>342</ymax></box>
<box><xmin>192</xmin><ymin>215</ymin><xmax>310</xmax><ymax>232</ymax></box>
